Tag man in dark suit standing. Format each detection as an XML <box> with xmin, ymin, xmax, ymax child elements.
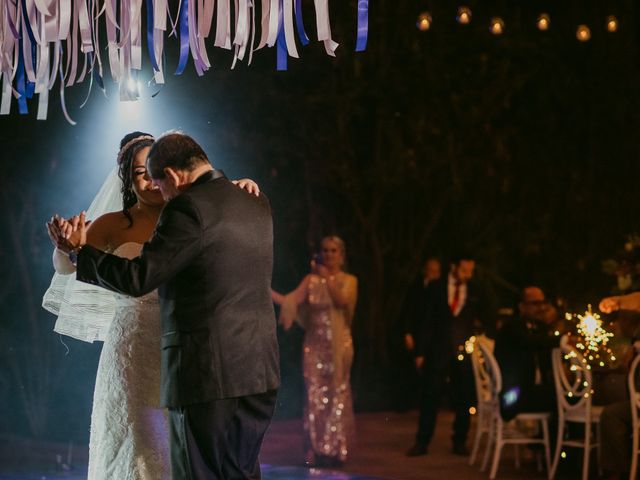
<box><xmin>407</xmin><ymin>255</ymin><xmax>483</xmax><ymax>457</ymax></box>
<box><xmin>59</xmin><ymin>133</ymin><xmax>280</xmax><ymax>479</ymax></box>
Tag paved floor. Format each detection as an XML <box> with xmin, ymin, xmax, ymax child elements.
<box><xmin>262</xmin><ymin>410</ymin><xmax>552</xmax><ymax>480</ymax></box>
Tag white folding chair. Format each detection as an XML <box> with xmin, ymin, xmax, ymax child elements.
<box><xmin>469</xmin><ymin>335</ymin><xmax>495</xmax><ymax>466</ymax></box>
<box><xmin>476</xmin><ymin>341</ymin><xmax>551</xmax><ymax>479</ymax></box>
<box><xmin>629</xmin><ymin>354</ymin><xmax>640</xmax><ymax>480</ymax></box>
<box><xmin>549</xmin><ymin>345</ymin><xmax>602</xmax><ymax>480</ymax></box>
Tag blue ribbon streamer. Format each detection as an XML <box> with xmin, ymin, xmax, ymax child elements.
<box><xmin>355</xmin><ymin>0</ymin><xmax>369</xmax><ymax>52</ymax></box>
<box><xmin>276</xmin><ymin>0</ymin><xmax>287</xmax><ymax>71</ymax></box>
<box><xmin>26</xmin><ymin>80</ymin><xmax>35</xmax><ymax>99</ymax></box>
<box><xmin>16</xmin><ymin>31</ymin><xmax>28</xmax><ymax>114</ymax></box>
<box><xmin>294</xmin><ymin>0</ymin><xmax>309</xmax><ymax>46</ymax></box>
<box><xmin>175</xmin><ymin>0</ymin><xmax>189</xmax><ymax>75</ymax></box>
<box><xmin>146</xmin><ymin>0</ymin><xmax>160</xmax><ymax>72</ymax></box>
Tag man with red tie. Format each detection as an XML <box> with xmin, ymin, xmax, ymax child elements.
<box><xmin>406</xmin><ymin>254</ymin><xmax>485</xmax><ymax>457</ymax></box>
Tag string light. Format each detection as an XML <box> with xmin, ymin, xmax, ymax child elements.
<box><xmin>576</xmin><ymin>25</ymin><xmax>591</xmax><ymax>42</ymax></box>
<box><xmin>490</xmin><ymin>17</ymin><xmax>505</xmax><ymax>35</ymax></box>
<box><xmin>465</xmin><ymin>336</ymin><xmax>476</xmax><ymax>354</ymax></box>
<box><xmin>417</xmin><ymin>12</ymin><xmax>433</xmax><ymax>31</ymax></box>
<box><xmin>537</xmin><ymin>13</ymin><xmax>550</xmax><ymax>31</ymax></box>
<box><xmin>414</xmin><ymin>11</ymin><xmax>622</xmax><ymax>40</ymax></box>
<box><xmin>457</xmin><ymin>6</ymin><xmax>472</xmax><ymax>25</ymax></box>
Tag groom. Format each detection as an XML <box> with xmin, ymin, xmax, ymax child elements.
<box><xmin>57</xmin><ymin>133</ymin><xmax>280</xmax><ymax>479</ymax></box>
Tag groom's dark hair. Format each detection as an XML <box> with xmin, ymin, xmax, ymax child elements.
<box><xmin>147</xmin><ymin>132</ymin><xmax>210</xmax><ymax>179</ymax></box>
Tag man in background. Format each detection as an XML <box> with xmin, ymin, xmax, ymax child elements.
<box><xmin>407</xmin><ymin>255</ymin><xmax>484</xmax><ymax>456</ymax></box>
<box><xmin>494</xmin><ymin>286</ymin><xmax>561</xmax><ymax>421</ymax></box>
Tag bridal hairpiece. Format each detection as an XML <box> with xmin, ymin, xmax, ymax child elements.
<box><xmin>116</xmin><ymin>135</ymin><xmax>155</xmax><ymax>165</ymax></box>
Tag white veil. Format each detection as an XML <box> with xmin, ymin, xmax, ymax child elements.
<box><xmin>42</xmin><ymin>167</ymin><xmax>123</xmax><ymax>343</ymax></box>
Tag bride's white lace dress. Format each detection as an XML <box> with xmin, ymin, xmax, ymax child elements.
<box><xmin>87</xmin><ymin>242</ymin><xmax>170</xmax><ymax>480</ymax></box>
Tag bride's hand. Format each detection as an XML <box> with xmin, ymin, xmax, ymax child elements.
<box><xmin>46</xmin><ymin>215</ymin><xmax>66</xmax><ymax>249</ymax></box>
<box><xmin>232</xmin><ymin>178</ymin><xmax>260</xmax><ymax>196</ymax></box>
<box><xmin>57</xmin><ymin>212</ymin><xmax>89</xmax><ymax>251</ymax></box>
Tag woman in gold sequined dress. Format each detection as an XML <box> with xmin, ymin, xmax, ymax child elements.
<box><xmin>272</xmin><ymin>236</ymin><xmax>358</xmax><ymax>467</ymax></box>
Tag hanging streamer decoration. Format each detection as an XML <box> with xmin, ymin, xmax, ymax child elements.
<box><xmin>0</xmin><ymin>0</ymin><xmax>369</xmax><ymax>122</ymax></box>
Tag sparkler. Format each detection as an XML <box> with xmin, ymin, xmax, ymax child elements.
<box><xmin>565</xmin><ymin>304</ymin><xmax>615</xmax><ymax>367</ymax></box>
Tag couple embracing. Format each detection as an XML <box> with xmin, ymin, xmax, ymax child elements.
<box><xmin>44</xmin><ymin>132</ymin><xmax>280</xmax><ymax>479</ymax></box>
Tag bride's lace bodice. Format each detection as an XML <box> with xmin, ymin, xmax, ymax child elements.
<box><xmin>111</xmin><ymin>242</ymin><xmax>158</xmax><ymax>308</ymax></box>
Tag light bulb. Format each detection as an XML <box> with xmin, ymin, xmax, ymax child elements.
<box><xmin>576</xmin><ymin>25</ymin><xmax>591</xmax><ymax>42</ymax></box>
<box><xmin>490</xmin><ymin>17</ymin><xmax>504</xmax><ymax>35</ymax></box>
<box><xmin>417</xmin><ymin>12</ymin><xmax>433</xmax><ymax>31</ymax></box>
<box><xmin>537</xmin><ymin>13</ymin><xmax>550</xmax><ymax>31</ymax></box>
<box><xmin>457</xmin><ymin>6</ymin><xmax>472</xmax><ymax>25</ymax></box>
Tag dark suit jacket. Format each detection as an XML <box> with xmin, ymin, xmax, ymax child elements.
<box><xmin>414</xmin><ymin>278</ymin><xmax>484</xmax><ymax>369</ymax></box>
<box><xmin>493</xmin><ymin>317</ymin><xmax>559</xmax><ymax>418</ymax></box>
<box><xmin>76</xmin><ymin>170</ymin><xmax>280</xmax><ymax>408</ymax></box>
<box><xmin>400</xmin><ymin>276</ymin><xmax>429</xmax><ymax>340</ymax></box>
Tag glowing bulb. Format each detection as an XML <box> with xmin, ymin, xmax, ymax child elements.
<box><xmin>576</xmin><ymin>25</ymin><xmax>591</xmax><ymax>42</ymax></box>
<box><xmin>469</xmin><ymin>407</ymin><xmax>477</xmax><ymax>415</ymax></box>
<box><xmin>417</xmin><ymin>12</ymin><xmax>433</xmax><ymax>31</ymax></box>
<box><xmin>561</xmin><ymin>451</ymin><xmax>567</xmax><ymax>459</ymax></box>
<box><xmin>457</xmin><ymin>6</ymin><xmax>472</xmax><ymax>25</ymax></box>
<box><xmin>537</xmin><ymin>13</ymin><xmax>550</xmax><ymax>31</ymax></box>
<box><xmin>457</xmin><ymin>354</ymin><xmax>464</xmax><ymax>361</ymax></box>
<box><xmin>490</xmin><ymin>17</ymin><xmax>505</xmax><ymax>35</ymax></box>
<box><xmin>606</xmin><ymin>16</ymin><xmax>618</xmax><ymax>32</ymax></box>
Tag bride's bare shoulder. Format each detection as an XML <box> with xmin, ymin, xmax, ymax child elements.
<box><xmin>87</xmin><ymin>211</ymin><xmax>129</xmax><ymax>249</ymax></box>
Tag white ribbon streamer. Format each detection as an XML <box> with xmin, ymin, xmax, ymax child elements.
<box><xmin>214</xmin><ymin>0</ymin><xmax>231</xmax><ymax>49</ymax></box>
<box><xmin>266</xmin><ymin>0</ymin><xmax>278</xmax><ymax>47</ymax></box>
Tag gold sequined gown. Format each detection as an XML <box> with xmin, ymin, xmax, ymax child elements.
<box><xmin>301</xmin><ymin>274</ymin><xmax>358</xmax><ymax>462</ymax></box>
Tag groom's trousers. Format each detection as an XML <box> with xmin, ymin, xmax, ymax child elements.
<box><xmin>169</xmin><ymin>389</ymin><xmax>278</xmax><ymax>480</ymax></box>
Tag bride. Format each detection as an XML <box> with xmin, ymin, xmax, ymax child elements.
<box><xmin>43</xmin><ymin>131</ymin><xmax>258</xmax><ymax>479</ymax></box>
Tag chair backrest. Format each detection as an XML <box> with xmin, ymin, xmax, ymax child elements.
<box><xmin>551</xmin><ymin>345</ymin><xmax>593</xmax><ymax>413</ymax></box>
<box><xmin>629</xmin><ymin>354</ymin><xmax>640</xmax><ymax>426</ymax></box>
<box><xmin>473</xmin><ymin>339</ymin><xmax>502</xmax><ymax>403</ymax></box>
<box><xmin>470</xmin><ymin>342</ymin><xmax>492</xmax><ymax>404</ymax></box>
